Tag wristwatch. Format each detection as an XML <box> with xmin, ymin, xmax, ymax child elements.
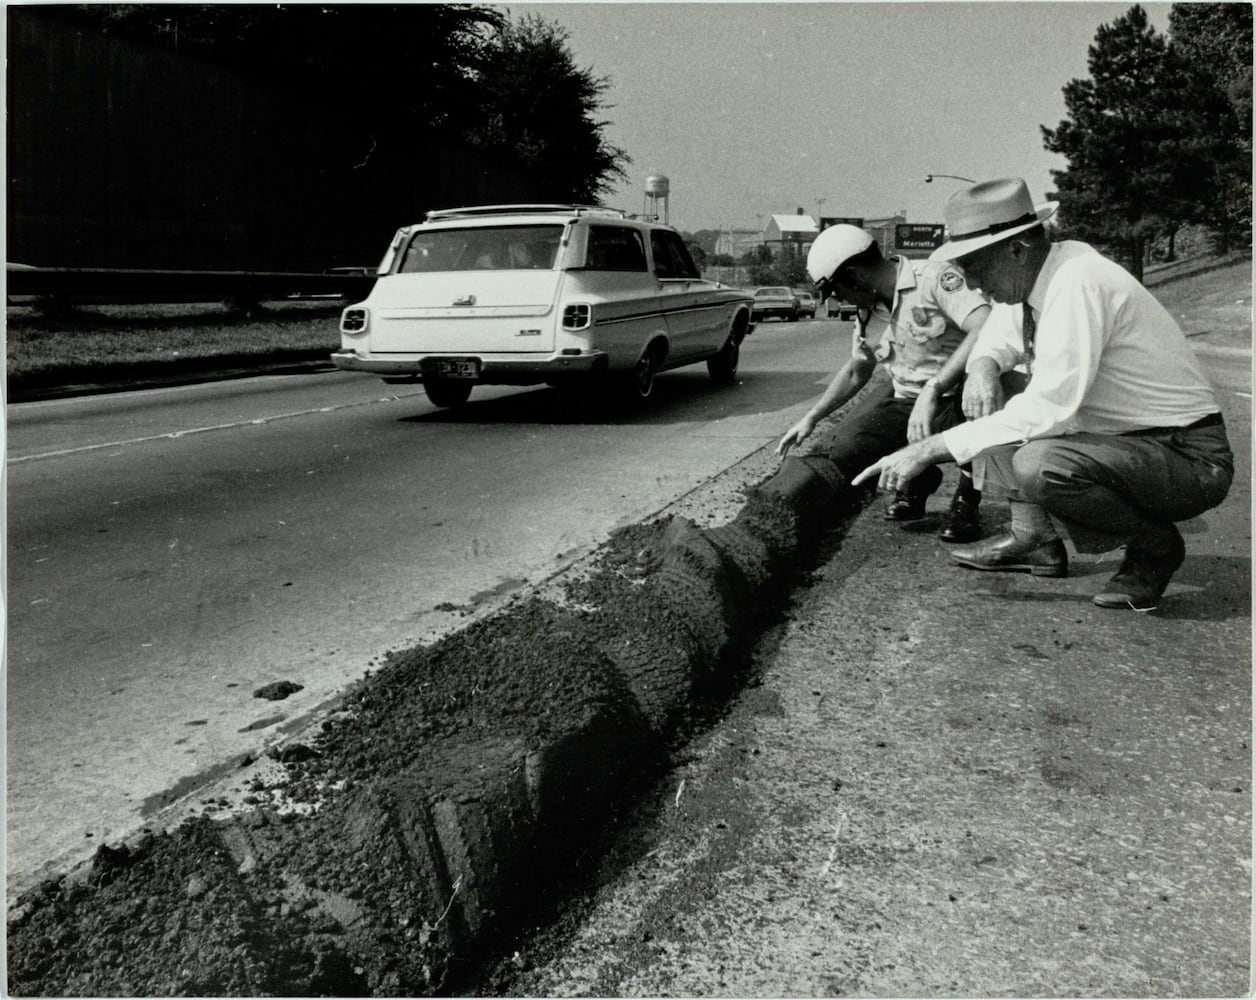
<box><xmin>923</xmin><ymin>376</ymin><xmax>943</xmax><ymax>392</ymax></box>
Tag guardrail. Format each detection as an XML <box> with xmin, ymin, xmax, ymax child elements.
<box><xmin>5</xmin><ymin>265</ymin><xmax>377</xmax><ymax>305</ymax></box>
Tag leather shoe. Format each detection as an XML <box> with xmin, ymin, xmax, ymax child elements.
<box><xmin>885</xmin><ymin>490</ymin><xmax>928</xmax><ymax>521</ymax></box>
<box><xmin>951</xmin><ymin>530</ymin><xmax>1068</xmax><ymax>577</ymax></box>
<box><xmin>938</xmin><ymin>497</ymin><xmax>982</xmax><ymax>543</ymax></box>
<box><xmin>1093</xmin><ymin>527</ymin><xmax>1186</xmax><ymax>610</ymax></box>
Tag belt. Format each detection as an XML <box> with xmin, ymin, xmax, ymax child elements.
<box><xmin>1186</xmin><ymin>411</ymin><xmax>1224</xmax><ymax>430</ymax></box>
<box><xmin>1123</xmin><ymin>411</ymin><xmax>1223</xmax><ymax>436</ymax></box>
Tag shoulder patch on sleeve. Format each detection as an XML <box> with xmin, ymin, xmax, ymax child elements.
<box><xmin>939</xmin><ymin>269</ymin><xmax>965</xmax><ymax>292</ymax></box>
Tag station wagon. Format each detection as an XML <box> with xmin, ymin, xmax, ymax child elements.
<box><xmin>332</xmin><ymin>205</ymin><xmax>755</xmax><ymax>407</ymax></box>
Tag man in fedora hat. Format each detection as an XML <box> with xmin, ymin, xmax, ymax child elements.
<box><xmin>776</xmin><ymin>223</ymin><xmax>993</xmax><ymax>542</ymax></box>
<box><xmin>853</xmin><ymin>177</ymin><xmax>1233</xmax><ymax>610</ymax></box>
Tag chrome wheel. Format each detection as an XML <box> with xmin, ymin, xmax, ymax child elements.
<box><xmin>631</xmin><ymin>350</ymin><xmax>658</xmax><ymax>398</ymax></box>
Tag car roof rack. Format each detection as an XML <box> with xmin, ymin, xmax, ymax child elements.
<box><xmin>423</xmin><ymin>204</ymin><xmax>628</xmax><ymax>221</ymax></box>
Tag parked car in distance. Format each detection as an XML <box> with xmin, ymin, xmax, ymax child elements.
<box><xmin>824</xmin><ymin>294</ymin><xmax>858</xmax><ymax>321</ymax></box>
<box><xmin>332</xmin><ymin>204</ymin><xmax>755</xmax><ymax>408</ymax></box>
<box><xmin>793</xmin><ymin>289</ymin><xmax>817</xmax><ymax>318</ymax></box>
<box><xmin>750</xmin><ymin>285</ymin><xmax>800</xmax><ymax>322</ymax></box>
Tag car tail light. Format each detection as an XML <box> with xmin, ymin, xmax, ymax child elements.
<box><xmin>562</xmin><ymin>303</ymin><xmax>591</xmax><ymax>331</ymax></box>
<box><xmin>341</xmin><ymin>308</ymin><xmax>369</xmax><ymax>334</ymax></box>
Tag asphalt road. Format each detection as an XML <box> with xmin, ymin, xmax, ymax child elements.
<box><xmin>5</xmin><ymin>318</ymin><xmax>835</xmax><ymax>898</ymax></box>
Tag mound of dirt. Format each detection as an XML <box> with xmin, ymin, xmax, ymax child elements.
<box><xmin>7</xmin><ymin>461</ymin><xmax>846</xmax><ymax>997</ymax></box>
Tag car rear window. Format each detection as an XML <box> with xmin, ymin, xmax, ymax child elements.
<box><xmin>650</xmin><ymin>230</ymin><xmax>701</xmax><ymax>280</ymax></box>
<box><xmin>396</xmin><ymin>225</ymin><xmax>563</xmax><ymax>273</ymax></box>
<box><xmin>584</xmin><ymin>226</ymin><xmax>648</xmax><ymax>271</ymax></box>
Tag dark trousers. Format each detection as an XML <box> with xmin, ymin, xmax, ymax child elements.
<box><xmin>824</xmin><ymin>379</ymin><xmax>970</xmax><ymax>496</ymax></box>
<box><xmin>984</xmin><ymin>419</ymin><xmax>1234</xmax><ymax>552</ymax></box>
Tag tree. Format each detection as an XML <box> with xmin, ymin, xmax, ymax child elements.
<box><xmin>1167</xmin><ymin>3</ymin><xmax>1252</xmax><ymax>251</ymax></box>
<box><xmin>58</xmin><ymin>5</ymin><xmax>632</xmax><ymax>214</ymax></box>
<box><xmin>736</xmin><ymin>243</ymin><xmax>809</xmax><ymax>287</ymax></box>
<box><xmin>782</xmin><ymin>253</ymin><xmax>810</xmax><ymax>287</ymax></box>
<box><xmin>467</xmin><ymin>14</ymin><xmax>630</xmax><ymax>204</ymax></box>
<box><xmin>72</xmin><ymin>4</ymin><xmax>503</xmax><ymax>139</ymax></box>
<box><xmin>744</xmin><ymin>245</ymin><xmax>777</xmax><ymax>286</ymax></box>
<box><xmin>686</xmin><ymin>229</ymin><xmax>721</xmax><ymax>256</ymax></box>
<box><xmin>1168</xmin><ymin>3</ymin><xmax>1253</xmax><ymax>123</ymax></box>
<box><xmin>1040</xmin><ymin>4</ymin><xmax>1231</xmax><ymax>279</ymax></box>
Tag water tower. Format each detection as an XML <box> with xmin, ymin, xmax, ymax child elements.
<box><xmin>643</xmin><ymin>174</ymin><xmax>670</xmax><ymax>224</ymax></box>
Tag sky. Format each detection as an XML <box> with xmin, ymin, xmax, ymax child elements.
<box><xmin>500</xmin><ymin>1</ymin><xmax>1174</xmax><ymax>233</ymax></box>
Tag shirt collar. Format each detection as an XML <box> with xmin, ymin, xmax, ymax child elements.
<box><xmin>1026</xmin><ymin>241</ymin><xmax>1093</xmax><ymax>317</ymax></box>
<box><xmin>893</xmin><ymin>255</ymin><xmax>917</xmax><ymax>294</ymax></box>
<box><xmin>883</xmin><ymin>255</ymin><xmax>915</xmax><ymax>313</ymax></box>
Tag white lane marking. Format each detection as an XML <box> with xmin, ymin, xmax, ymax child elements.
<box><xmin>8</xmin><ymin>393</ymin><xmax>422</xmax><ymax>465</ymax></box>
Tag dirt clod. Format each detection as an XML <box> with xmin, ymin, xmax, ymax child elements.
<box><xmin>253</xmin><ymin>680</ymin><xmax>304</xmax><ymax>701</ymax></box>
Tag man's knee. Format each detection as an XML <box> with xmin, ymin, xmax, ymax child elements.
<box><xmin>1010</xmin><ymin>439</ymin><xmax>1097</xmax><ymax>504</ymax></box>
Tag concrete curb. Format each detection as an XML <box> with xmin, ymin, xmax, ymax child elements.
<box><xmin>6</xmin><ymin>448</ymin><xmax>855</xmax><ymax>995</ymax></box>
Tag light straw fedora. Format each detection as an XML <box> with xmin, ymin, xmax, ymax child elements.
<box><xmin>929</xmin><ymin>177</ymin><xmax>1058</xmax><ymax>262</ymax></box>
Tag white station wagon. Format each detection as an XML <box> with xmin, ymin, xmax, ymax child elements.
<box><xmin>332</xmin><ymin>204</ymin><xmax>755</xmax><ymax>407</ymax></box>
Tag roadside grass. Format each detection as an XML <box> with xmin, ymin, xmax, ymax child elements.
<box><xmin>6</xmin><ymin>299</ymin><xmax>343</xmax><ymax>390</ymax></box>
<box><xmin>1144</xmin><ymin>257</ymin><xmax>1252</xmax><ymax>346</ymax></box>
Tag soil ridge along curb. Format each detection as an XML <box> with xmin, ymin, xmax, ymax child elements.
<box><xmin>7</xmin><ymin>454</ymin><xmax>851</xmax><ymax>996</ymax></box>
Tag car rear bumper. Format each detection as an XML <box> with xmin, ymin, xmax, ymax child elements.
<box><xmin>330</xmin><ymin>349</ymin><xmax>610</xmax><ymax>383</ymax></box>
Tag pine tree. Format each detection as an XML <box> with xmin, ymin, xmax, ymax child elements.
<box><xmin>1167</xmin><ymin>3</ymin><xmax>1252</xmax><ymax>251</ymax></box>
<box><xmin>1041</xmin><ymin>5</ymin><xmax>1224</xmax><ymax>279</ymax></box>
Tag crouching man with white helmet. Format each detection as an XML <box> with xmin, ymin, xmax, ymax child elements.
<box><xmin>776</xmin><ymin>224</ymin><xmax>993</xmax><ymax>542</ymax></box>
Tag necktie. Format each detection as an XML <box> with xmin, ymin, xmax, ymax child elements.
<box><xmin>1021</xmin><ymin>302</ymin><xmax>1037</xmax><ymax>375</ymax></box>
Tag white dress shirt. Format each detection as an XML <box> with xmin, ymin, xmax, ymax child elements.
<box><xmin>941</xmin><ymin>242</ymin><xmax>1220</xmax><ymax>465</ymax></box>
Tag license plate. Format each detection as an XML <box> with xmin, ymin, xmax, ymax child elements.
<box><xmin>424</xmin><ymin>358</ymin><xmax>479</xmax><ymax>378</ymax></box>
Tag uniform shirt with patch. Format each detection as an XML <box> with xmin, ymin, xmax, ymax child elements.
<box><xmin>850</xmin><ymin>257</ymin><xmax>988</xmax><ymax>396</ymax></box>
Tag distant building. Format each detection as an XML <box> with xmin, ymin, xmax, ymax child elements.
<box><xmin>764</xmin><ymin>213</ymin><xmax>819</xmax><ymax>253</ymax></box>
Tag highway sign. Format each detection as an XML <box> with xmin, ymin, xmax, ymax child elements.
<box><xmin>895</xmin><ymin>224</ymin><xmax>945</xmax><ymax>252</ymax></box>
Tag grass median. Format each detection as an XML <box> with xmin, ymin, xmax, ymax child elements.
<box><xmin>6</xmin><ymin>299</ymin><xmax>345</xmax><ymax>398</ymax></box>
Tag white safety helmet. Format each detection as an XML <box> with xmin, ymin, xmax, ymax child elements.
<box><xmin>806</xmin><ymin>224</ymin><xmax>875</xmax><ymax>288</ymax></box>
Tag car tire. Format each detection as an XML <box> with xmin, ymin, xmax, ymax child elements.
<box><xmin>625</xmin><ymin>347</ymin><xmax>659</xmax><ymax>400</ymax></box>
<box><xmin>706</xmin><ymin>335</ymin><xmax>740</xmax><ymax>384</ymax></box>
<box><xmin>424</xmin><ymin>377</ymin><xmax>473</xmax><ymax>408</ymax></box>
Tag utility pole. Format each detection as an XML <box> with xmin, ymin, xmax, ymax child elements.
<box><xmin>816</xmin><ymin>197</ymin><xmax>826</xmax><ymax>224</ymax></box>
